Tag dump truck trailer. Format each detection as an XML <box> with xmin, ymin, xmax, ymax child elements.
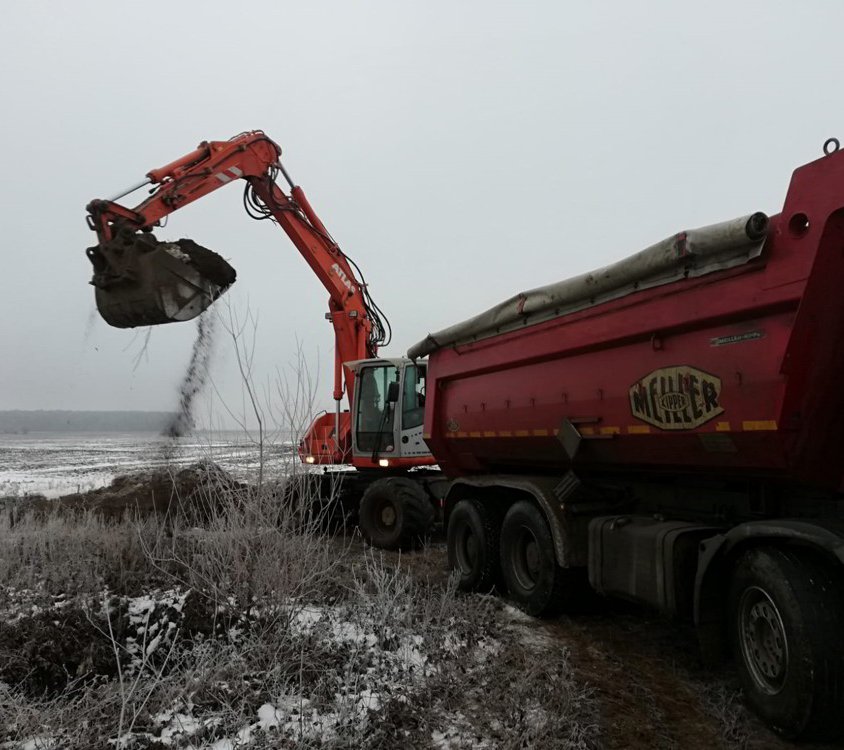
<box><xmin>409</xmin><ymin>140</ymin><xmax>844</xmax><ymax>740</ymax></box>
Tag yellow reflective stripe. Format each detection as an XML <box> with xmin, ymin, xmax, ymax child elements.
<box><xmin>742</xmin><ymin>420</ymin><xmax>778</xmax><ymax>431</ymax></box>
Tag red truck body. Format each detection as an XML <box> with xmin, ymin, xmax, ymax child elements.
<box><xmin>422</xmin><ymin>148</ymin><xmax>844</xmax><ymax>493</ymax></box>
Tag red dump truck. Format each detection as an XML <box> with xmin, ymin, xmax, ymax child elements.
<box><xmin>407</xmin><ymin>140</ymin><xmax>844</xmax><ymax>740</ymax></box>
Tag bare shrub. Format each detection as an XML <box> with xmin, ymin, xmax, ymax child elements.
<box><xmin>141</xmin><ymin>473</ymin><xmax>348</xmax><ymax>611</ymax></box>
<box><xmin>0</xmin><ymin>510</ymin><xmax>162</xmax><ymax>598</ymax></box>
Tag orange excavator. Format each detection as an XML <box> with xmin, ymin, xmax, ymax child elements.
<box><xmin>86</xmin><ymin>131</ymin><xmax>443</xmax><ymax>546</ymax></box>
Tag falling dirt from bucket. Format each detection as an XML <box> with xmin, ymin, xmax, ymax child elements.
<box><xmin>163</xmin><ymin>312</ymin><xmax>217</xmax><ymax>439</ymax></box>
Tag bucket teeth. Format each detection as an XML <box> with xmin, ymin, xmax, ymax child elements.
<box><xmin>87</xmin><ymin>232</ymin><xmax>236</xmax><ymax>328</ymax></box>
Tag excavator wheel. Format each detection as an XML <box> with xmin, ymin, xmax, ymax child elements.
<box><xmin>358</xmin><ymin>477</ymin><xmax>435</xmax><ymax>550</ymax></box>
<box><xmin>86</xmin><ymin>228</ymin><xmax>236</xmax><ymax>328</ymax></box>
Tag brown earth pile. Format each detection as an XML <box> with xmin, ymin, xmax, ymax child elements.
<box><xmin>8</xmin><ymin>463</ymin><xmax>246</xmax><ymax>521</ymax></box>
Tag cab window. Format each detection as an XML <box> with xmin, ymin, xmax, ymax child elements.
<box><xmin>356</xmin><ymin>364</ymin><xmax>399</xmax><ymax>451</ymax></box>
<box><xmin>401</xmin><ymin>364</ymin><xmax>426</xmax><ymax>430</ymax></box>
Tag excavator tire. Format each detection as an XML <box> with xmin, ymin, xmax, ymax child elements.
<box><xmin>358</xmin><ymin>477</ymin><xmax>435</xmax><ymax>550</ymax></box>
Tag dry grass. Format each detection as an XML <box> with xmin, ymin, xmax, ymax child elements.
<box><xmin>0</xmin><ymin>509</ymin><xmax>162</xmax><ymax>597</ymax></box>
<box><xmin>0</xmin><ymin>467</ymin><xmax>599</xmax><ymax>750</ymax></box>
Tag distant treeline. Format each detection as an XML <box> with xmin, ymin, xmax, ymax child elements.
<box><xmin>0</xmin><ymin>410</ymin><xmax>178</xmax><ymax>433</ymax></box>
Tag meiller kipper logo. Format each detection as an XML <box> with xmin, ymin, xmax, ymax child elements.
<box><xmin>629</xmin><ymin>366</ymin><xmax>724</xmax><ymax>430</ymax></box>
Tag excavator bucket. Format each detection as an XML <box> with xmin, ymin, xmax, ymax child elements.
<box><xmin>86</xmin><ymin>229</ymin><xmax>236</xmax><ymax>328</ymax></box>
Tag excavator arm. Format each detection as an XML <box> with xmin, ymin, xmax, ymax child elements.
<box><xmin>86</xmin><ymin>130</ymin><xmax>389</xmax><ymax>462</ymax></box>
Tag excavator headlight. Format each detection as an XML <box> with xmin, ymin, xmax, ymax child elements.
<box><xmin>304</xmin><ymin>456</ymin><xmax>316</xmax><ymax>464</ymax></box>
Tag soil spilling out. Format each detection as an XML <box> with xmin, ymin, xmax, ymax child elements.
<box><xmin>82</xmin><ymin>304</ymin><xmax>98</xmax><ymax>345</ymax></box>
<box><xmin>164</xmin><ymin>312</ymin><xmax>216</xmax><ymax>439</ymax></box>
<box><xmin>175</xmin><ymin>237</ymin><xmax>237</xmax><ymax>288</ymax></box>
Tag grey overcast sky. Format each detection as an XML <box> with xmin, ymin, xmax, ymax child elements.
<box><xmin>1</xmin><ymin>1</ymin><xmax>843</xmax><ymax>426</ymax></box>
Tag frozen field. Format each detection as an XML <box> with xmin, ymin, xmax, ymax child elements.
<box><xmin>0</xmin><ymin>431</ymin><xmax>294</xmax><ymax>498</ymax></box>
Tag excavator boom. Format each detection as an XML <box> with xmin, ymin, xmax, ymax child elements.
<box><xmin>85</xmin><ymin>130</ymin><xmax>389</xmax><ymax>463</ymax></box>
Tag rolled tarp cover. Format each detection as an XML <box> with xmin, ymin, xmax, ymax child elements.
<box><xmin>408</xmin><ymin>212</ymin><xmax>768</xmax><ymax>360</ymax></box>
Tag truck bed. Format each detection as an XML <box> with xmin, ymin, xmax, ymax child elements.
<box><xmin>415</xmin><ymin>149</ymin><xmax>844</xmax><ymax>492</ymax></box>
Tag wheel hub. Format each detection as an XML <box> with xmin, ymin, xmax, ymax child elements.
<box><xmin>739</xmin><ymin>586</ymin><xmax>788</xmax><ymax>695</ymax></box>
<box><xmin>512</xmin><ymin>528</ymin><xmax>541</xmax><ymax>590</ymax></box>
<box><xmin>379</xmin><ymin>503</ymin><xmax>396</xmax><ymax>528</ymax></box>
<box><xmin>456</xmin><ymin>526</ymin><xmax>479</xmax><ymax>573</ymax></box>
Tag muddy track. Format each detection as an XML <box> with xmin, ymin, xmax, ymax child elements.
<box><xmin>389</xmin><ymin>541</ymin><xmax>835</xmax><ymax>750</ymax></box>
<box><xmin>520</xmin><ymin>603</ymin><xmax>835</xmax><ymax>750</ymax></box>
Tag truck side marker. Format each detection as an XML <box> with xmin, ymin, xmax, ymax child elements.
<box><xmin>441</xmin><ymin>422</ymin><xmax>774</xmax><ymax>439</ymax></box>
<box><xmin>742</xmin><ymin>420</ymin><xmax>778</xmax><ymax>431</ymax></box>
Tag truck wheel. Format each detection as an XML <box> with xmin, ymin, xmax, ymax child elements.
<box><xmin>728</xmin><ymin>546</ymin><xmax>844</xmax><ymax>740</ymax></box>
<box><xmin>499</xmin><ymin>500</ymin><xmax>570</xmax><ymax>617</ymax></box>
<box><xmin>447</xmin><ymin>499</ymin><xmax>502</xmax><ymax>592</ymax></box>
<box><xmin>358</xmin><ymin>477</ymin><xmax>435</xmax><ymax>551</ymax></box>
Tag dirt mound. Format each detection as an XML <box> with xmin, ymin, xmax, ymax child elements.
<box><xmin>17</xmin><ymin>462</ymin><xmax>246</xmax><ymax>520</ymax></box>
<box><xmin>0</xmin><ymin>604</ymin><xmax>119</xmax><ymax>695</ymax></box>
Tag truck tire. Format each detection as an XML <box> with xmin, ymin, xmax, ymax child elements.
<box><xmin>358</xmin><ymin>477</ymin><xmax>435</xmax><ymax>551</ymax></box>
<box><xmin>499</xmin><ymin>500</ymin><xmax>571</xmax><ymax>617</ymax></box>
<box><xmin>447</xmin><ymin>499</ymin><xmax>502</xmax><ymax>592</ymax></box>
<box><xmin>728</xmin><ymin>546</ymin><xmax>844</xmax><ymax>740</ymax></box>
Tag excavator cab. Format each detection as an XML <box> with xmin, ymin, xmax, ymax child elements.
<box><xmin>86</xmin><ymin>225</ymin><xmax>236</xmax><ymax>328</ymax></box>
<box><xmin>298</xmin><ymin>358</ymin><xmax>432</xmax><ymax>469</ymax></box>
<box><xmin>349</xmin><ymin>359</ymin><xmax>432</xmax><ymax>468</ymax></box>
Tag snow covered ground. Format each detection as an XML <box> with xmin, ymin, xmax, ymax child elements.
<box><xmin>0</xmin><ymin>432</ymin><xmax>294</xmax><ymax>498</ymax></box>
<box><xmin>0</xmin><ymin>576</ymin><xmax>597</xmax><ymax>750</ymax></box>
